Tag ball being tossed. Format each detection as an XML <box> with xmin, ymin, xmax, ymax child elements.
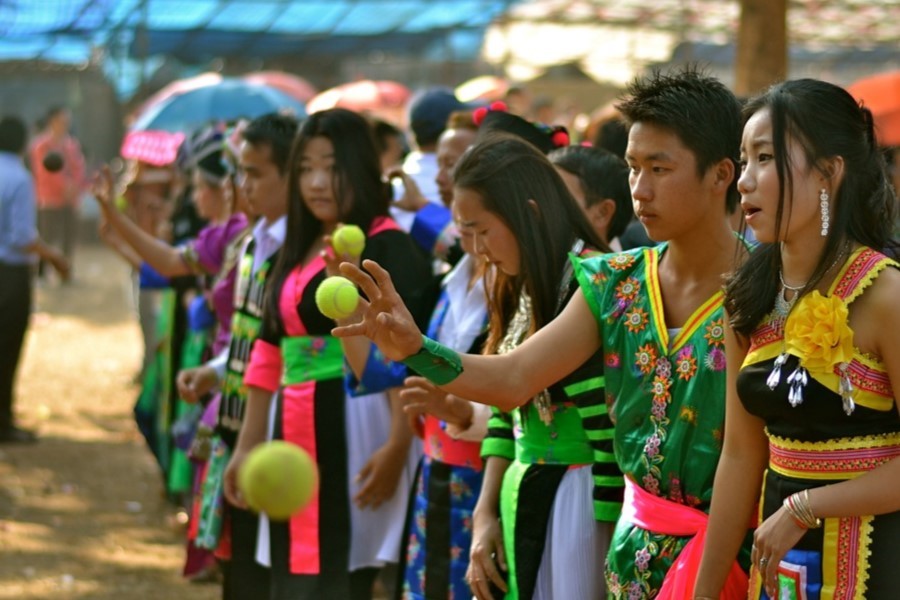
<box><xmin>331</xmin><ymin>224</ymin><xmax>366</xmax><ymax>257</ymax></box>
<box><xmin>315</xmin><ymin>275</ymin><xmax>360</xmax><ymax>320</ymax></box>
<box><xmin>238</xmin><ymin>441</ymin><xmax>318</xmax><ymax>521</ymax></box>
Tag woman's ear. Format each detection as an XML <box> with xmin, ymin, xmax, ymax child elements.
<box><xmin>820</xmin><ymin>155</ymin><xmax>846</xmax><ymax>190</ymax></box>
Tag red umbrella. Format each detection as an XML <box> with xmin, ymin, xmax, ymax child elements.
<box><xmin>306</xmin><ymin>80</ymin><xmax>411</xmax><ymax>123</ymax></box>
<box><xmin>847</xmin><ymin>70</ymin><xmax>900</xmax><ymax>147</ymax></box>
<box><xmin>242</xmin><ymin>71</ymin><xmax>317</xmax><ymax>104</ymax></box>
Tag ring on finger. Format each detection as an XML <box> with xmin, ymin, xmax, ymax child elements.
<box><xmin>759</xmin><ymin>557</ymin><xmax>769</xmax><ymax>567</ymax></box>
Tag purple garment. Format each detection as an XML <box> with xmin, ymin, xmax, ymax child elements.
<box><xmin>187</xmin><ymin>212</ymin><xmax>249</xmax><ymax>354</ymax></box>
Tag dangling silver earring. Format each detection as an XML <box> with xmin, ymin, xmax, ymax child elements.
<box><xmin>819</xmin><ymin>188</ymin><xmax>830</xmax><ymax>237</ymax></box>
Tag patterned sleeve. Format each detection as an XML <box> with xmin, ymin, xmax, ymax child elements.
<box><xmin>563</xmin><ymin>354</ymin><xmax>623</xmax><ymax>523</ymax></box>
<box><xmin>568</xmin><ymin>253</ymin><xmax>624</xmax><ymax>522</ymax></box>
<box><xmin>409</xmin><ymin>203</ymin><xmax>459</xmax><ymax>259</ymax></box>
<box><xmin>344</xmin><ymin>344</ymin><xmax>409</xmax><ymax>396</ymax></box>
<box><xmin>479</xmin><ymin>407</ymin><xmax>515</xmax><ymax>461</ymax></box>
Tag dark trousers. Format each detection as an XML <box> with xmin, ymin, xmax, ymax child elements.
<box><xmin>0</xmin><ymin>262</ymin><xmax>32</xmax><ymax>432</ymax></box>
<box><xmin>38</xmin><ymin>205</ymin><xmax>76</xmax><ymax>275</ymax></box>
<box><xmin>222</xmin><ymin>504</ymin><xmax>271</xmax><ymax>600</ymax></box>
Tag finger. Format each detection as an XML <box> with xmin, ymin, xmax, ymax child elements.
<box><xmin>404</xmin><ymin>375</ymin><xmax>434</xmax><ymax>390</ymax></box>
<box><xmin>482</xmin><ymin>554</ymin><xmax>507</xmax><ymax>592</ymax></box>
<box><xmin>361</xmin><ymin>259</ymin><xmax>401</xmax><ymax>300</ymax></box>
<box><xmin>331</xmin><ymin>319</ymin><xmax>370</xmax><ymax>338</ymax></box>
<box><xmin>495</xmin><ymin>541</ymin><xmax>508</xmax><ymax>572</ymax></box>
<box><xmin>402</xmin><ymin>402</ymin><xmax>426</xmax><ymax>415</ymax></box>
<box><xmin>468</xmin><ymin>562</ymin><xmax>494</xmax><ymax>600</ymax></box>
<box><xmin>339</xmin><ymin>262</ymin><xmax>380</xmax><ymax>300</ymax></box>
<box><xmin>355</xmin><ymin>461</ymin><xmax>373</xmax><ymax>484</ymax></box>
<box><xmin>399</xmin><ymin>387</ymin><xmax>428</xmax><ymax>403</ymax></box>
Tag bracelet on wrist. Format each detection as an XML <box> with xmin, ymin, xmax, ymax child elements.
<box><xmin>401</xmin><ymin>335</ymin><xmax>464</xmax><ymax>385</ymax></box>
<box><xmin>783</xmin><ymin>489</ymin><xmax>822</xmax><ymax>529</ymax></box>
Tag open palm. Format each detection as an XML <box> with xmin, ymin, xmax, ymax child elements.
<box><xmin>332</xmin><ymin>259</ymin><xmax>424</xmax><ymax>361</ymax></box>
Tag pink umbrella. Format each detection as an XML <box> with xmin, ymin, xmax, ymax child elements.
<box><xmin>242</xmin><ymin>71</ymin><xmax>317</xmax><ymax>104</ymax></box>
<box><xmin>306</xmin><ymin>80</ymin><xmax>411</xmax><ymax>123</ymax></box>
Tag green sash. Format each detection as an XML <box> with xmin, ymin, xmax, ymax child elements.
<box><xmin>280</xmin><ymin>335</ymin><xmax>344</xmax><ymax>385</ymax></box>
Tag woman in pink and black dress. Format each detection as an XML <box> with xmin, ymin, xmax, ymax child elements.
<box><xmin>225</xmin><ymin>108</ymin><xmax>432</xmax><ymax>600</ymax></box>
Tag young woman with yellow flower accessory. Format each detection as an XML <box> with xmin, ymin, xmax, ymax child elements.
<box><xmin>694</xmin><ymin>79</ymin><xmax>900</xmax><ymax>600</ymax></box>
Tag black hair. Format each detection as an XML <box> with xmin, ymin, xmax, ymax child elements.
<box><xmin>241</xmin><ymin>112</ymin><xmax>300</xmax><ymax>175</ymax></box>
<box><xmin>0</xmin><ymin>116</ymin><xmax>27</xmax><ymax>153</ymax></box>
<box><xmin>265</xmin><ymin>108</ymin><xmax>390</xmax><ymax>331</ymax></box>
<box><xmin>453</xmin><ymin>133</ymin><xmax>609</xmax><ymax>352</ymax></box>
<box><xmin>592</xmin><ymin>118</ymin><xmax>628</xmax><ymax>160</ymax></box>
<box><xmin>371</xmin><ymin>118</ymin><xmax>407</xmax><ymax>156</ymax></box>
<box><xmin>549</xmin><ymin>145</ymin><xmax>632</xmax><ymax>241</ymax></box>
<box><xmin>477</xmin><ymin>110</ymin><xmax>566</xmax><ymax>155</ymax></box>
<box><xmin>617</xmin><ymin>65</ymin><xmax>742</xmax><ymax>212</ymax></box>
<box><xmin>726</xmin><ymin>79</ymin><xmax>898</xmax><ymax>336</ymax></box>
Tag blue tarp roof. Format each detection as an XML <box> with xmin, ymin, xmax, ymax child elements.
<box><xmin>0</xmin><ymin>0</ymin><xmax>519</xmax><ymax>64</ymax></box>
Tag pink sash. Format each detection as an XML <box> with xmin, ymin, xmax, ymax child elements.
<box><xmin>622</xmin><ymin>477</ymin><xmax>748</xmax><ymax>600</ymax></box>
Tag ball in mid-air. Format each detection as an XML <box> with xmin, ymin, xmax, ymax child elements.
<box><xmin>332</xmin><ymin>224</ymin><xmax>366</xmax><ymax>256</ymax></box>
<box><xmin>238</xmin><ymin>441</ymin><xmax>318</xmax><ymax>521</ymax></box>
<box><xmin>315</xmin><ymin>275</ymin><xmax>359</xmax><ymax>320</ymax></box>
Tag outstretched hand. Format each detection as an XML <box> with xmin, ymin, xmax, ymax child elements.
<box><xmin>90</xmin><ymin>165</ymin><xmax>116</xmax><ymax>213</ymax></box>
<box><xmin>331</xmin><ymin>259</ymin><xmax>424</xmax><ymax>361</ymax></box>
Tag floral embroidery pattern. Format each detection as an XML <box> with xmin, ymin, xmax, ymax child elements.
<box><xmin>592</xmin><ymin>271</ymin><xmax>608</xmax><ymax>287</ymax></box>
<box><xmin>625</xmin><ymin>306</ymin><xmax>649</xmax><ymax>333</ymax></box>
<box><xmin>615</xmin><ymin>277</ymin><xmax>641</xmax><ymax>302</ymax></box>
<box><xmin>655</xmin><ymin>356</ymin><xmax>672</xmax><ymax>379</ymax></box>
<box><xmin>605</xmin><ymin>352</ymin><xmax>622</xmax><ymax>369</ymax></box>
<box><xmin>679</xmin><ymin>405</ymin><xmax>698</xmax><ymax>425</ymax></box>
<box><xmin>608</xmin><ymin>253</ymin><xmax>636</xmax><ymax>271</ymax></box>
<box><xmin>675</xmin><ymin>345</ymin><xmax>697</xmax><ymax>381</ymax></box>
<box><xmin>704</xmin><ymin>318</ymin><xmax>725</xmax><ymax>347</ymax></box>
<box><xmin>635</xmin><ymin>344</ymin><xmax>658</xmax><ymax>376</ymax></box>
<box><xmin>704</xmin><ymin>347</ymin><xmax>726</xmax><ymax>372</ymax></box>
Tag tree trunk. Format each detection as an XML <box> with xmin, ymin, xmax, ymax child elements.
<box><xmin>735</xmin><ymin>0</ymin><xmax>788</xmax><ymax>97</ymax></box>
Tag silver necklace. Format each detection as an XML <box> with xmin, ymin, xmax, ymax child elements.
<box><xmin>774</xmin><ymin>246</ymin><xmax>849</xmax><ymax>319</ymax></box>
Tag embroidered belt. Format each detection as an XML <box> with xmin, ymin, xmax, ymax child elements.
<box><xmin>768</xmin><ymin>431</ymin><xmax>900</xmax><ymax>480</ymax></box>
<box><xmin>280</xmin><ymin>335</ymin><xmax>343</xmax><ymax>386</ymax></box>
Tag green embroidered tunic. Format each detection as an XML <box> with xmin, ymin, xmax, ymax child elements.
<box><xmin>574</xmin><ymin>245</ymin><xmax>736</xmax><ymax>599</ymax></box>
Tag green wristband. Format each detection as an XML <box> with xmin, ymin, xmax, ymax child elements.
<box><xmin>401</xmin><ymin>335</ymin><xmax>464</xmax><ymax>385</ymax></box>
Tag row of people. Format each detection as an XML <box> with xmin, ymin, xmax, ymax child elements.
<box><xmin>95</xmin><ymin>66</ymin><xmax>898</xmax><ymax>600</ymax></box>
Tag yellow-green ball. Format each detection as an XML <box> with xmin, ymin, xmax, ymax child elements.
<box><xmin>238</xmin><ymin>441</ymin><xmax>318</xmax><ymax>521</ymax></box>
<box><xmin>332</xmin><ymin>224</ymin><xmax>366</xmax><ymax>256</ymax></box>
<box><xmin>315</xmin><ymin>275</ymin><xmax>359</xmax><ymax>320</ymax></box>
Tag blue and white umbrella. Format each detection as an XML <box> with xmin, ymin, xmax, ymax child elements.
<box><xmin>130</xmin><ymin>78</ymin><xmax>306</xmax><ymax>134</ymax></box>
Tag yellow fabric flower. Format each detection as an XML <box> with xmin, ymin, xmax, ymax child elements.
<box><xmin>784</xmin><ymin>291</ymin><xmax>855</xmax><ymax>374</ymax></box>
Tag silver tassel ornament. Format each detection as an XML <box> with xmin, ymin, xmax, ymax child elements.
<box><xmin>838</xmin><ymin>363</ymin><xmax>856</xmax><ymax>415</ymax></box>
<box><xmin>767</xmin><ymin>353</ymin><xmax>789</xmax><ymax>390</ymax></box>
<box><xmin>786</xmin><ymin>365</ymin><xmax>809</xmax><ymax>407</ymax></box>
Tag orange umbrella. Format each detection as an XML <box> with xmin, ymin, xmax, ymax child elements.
<box><xmin>242</xmin><ymin>71</ymin><xmax>317</xmax><ymax>104</ymax></box>
<box><xmin>847</xmin><ymin>70</ymin><xmax>900</xmax><ymax>147</ymax></box>
<box><xmin>306</xmin><ymin>80</ymin><xmax>411</xmax><ymax>124</ymax></box>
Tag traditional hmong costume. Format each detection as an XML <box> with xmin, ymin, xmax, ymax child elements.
<box><xmin>242</xmin><ymin>217</ymin><xmax>431</xmax><ymax>598</ymax></box>
<box><xmin>481</xmin><ymin>244</ymin><xmax>622</xmax><ymax>600</ymax></box>
<box><xmin>399</xmin><ymin>253</ymin><xmax>489</xmax><ymax>600</ymax></box>
<box><xmin>574</xmin><ymin>244</ymin><xmax>751</xmax><ymax>599</ymax></box>
<box><xmin>739</xmin><ymin>247</ymin><xmax>900</xmax><ymax>599</ymax></box>
<box><xmin>195</xmin><ymin>220</ymin><xmax>283</xmax><ymax>598</ymax></box>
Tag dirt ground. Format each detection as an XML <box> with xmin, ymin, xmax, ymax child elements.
<box><xmin>0</xmin><ymin>243</ymin><xmax>219</xmax><ymax>600</ymax></box>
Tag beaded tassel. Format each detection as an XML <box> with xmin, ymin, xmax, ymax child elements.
<box><xmin>786</xmin><ymin>365</ymin><xmax>809</xmax><ymax>407</ymax></box>
<box><xmin>767</xmin><ymin>352</ymin><xmax>789</xmax><ymax>390</ymax></box>
<box><xmin>534</xmin><ymin>390</ymin><xmax>553</xmax><ymax>426</ymax></box>
<box><xmin>838</xmin><ymin>362</ymin><xmax>856</xmax><ymax>415</ymax></box>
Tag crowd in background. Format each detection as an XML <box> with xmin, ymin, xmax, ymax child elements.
<box><xmin>1</xmin><ymin>65</ymin><xmax>899</xmax><ymax>600</ymax></box>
